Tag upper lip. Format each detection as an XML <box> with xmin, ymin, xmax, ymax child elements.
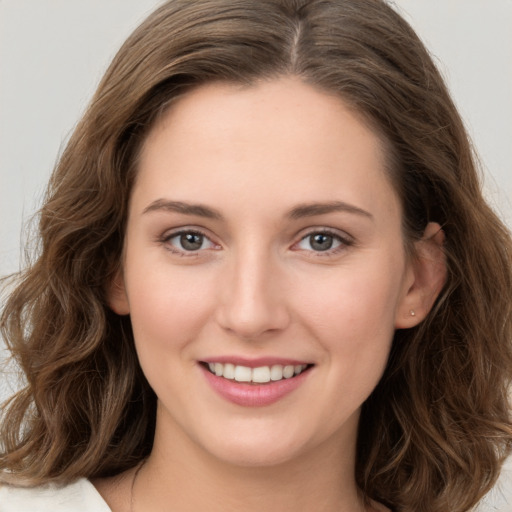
<box><xmin>200</xmin><ymin>356</ymin><xmax>313</xmax><ymax>368</ymax></box>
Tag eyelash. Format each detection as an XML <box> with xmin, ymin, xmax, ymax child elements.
<box><xmin>158</xmin><ymin>229</ymin><xmax>219</xmax><ymax>257</ymax></box>
<box><xmin>158</xmin><ymin>228</ymin><xmax>354</xmax><ymax>257</ymax></box>
<box><xmin>293</xmin><ymin>228</ymin><xmax>354</xmax><ymax>257</ymax></box>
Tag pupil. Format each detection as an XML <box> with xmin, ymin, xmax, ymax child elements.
<box><xmin>311</xmin><ymin>233</ymin><xmax>333</xmax><ymax>251</ymax></box>
<box><xmin>181</xmin><ymin>233</ymin><xmax>203</xmax><ymax>250</ymax></box>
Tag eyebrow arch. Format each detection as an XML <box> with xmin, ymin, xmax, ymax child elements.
<box><xmin>287</xmin><ymin>201</ymin><xmax>373</xmax><ymax>220</ymax></box>
<box><xmin>142</xmin><ymin>199</ymin><xmax>223</xmax><ymax>220</ymax></box>
<box><xmin>142</xmin><ymin>199</ymin><xmax>373</xmax><ymax>221</ymax></box>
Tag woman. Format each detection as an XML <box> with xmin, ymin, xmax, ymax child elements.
<box><xmin>1</xmin><ymin>1</ymin><xmax>511</xmax><ymax>511</ymax></box>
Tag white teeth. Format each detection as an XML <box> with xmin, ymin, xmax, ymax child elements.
<box><xmin>234</xmin><ymin>365</ymin><xmax>252</xmax><ymax>382</ymax></box>
<box><xmin>223</xmin><ymin>363</ymin><xmax>235</xmax><ymax>380</ymax></box>
<box><xmin>252</xmin><ymin>366</ymin><xmax>271</xmax><ymax>383</ymax></box>
<box><xmin>283</xmin><ymin>365</ymin><xmax>295</xmax><ymax>379</ymax></box>
<box><xmin>207</xmin><ymin>363</ymin><xmax>308</xmax><ymax>383</ymax></box>
<box><xmin>270</xmin><ymin>365</ymin><xmax>283</xmax><ymax>381</ymax></box>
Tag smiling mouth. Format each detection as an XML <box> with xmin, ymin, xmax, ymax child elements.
<box><xmin>201</xmin><ymin>362</ymin><xmax>313</xmax><ymax>384</ymax></box>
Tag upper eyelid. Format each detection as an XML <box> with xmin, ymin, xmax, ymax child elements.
<box><xmin>295</xmin><ymin>226</ymin><xmax>354</xmax><ymax>242</ymax></box>
<box><xmin>161</xmin><ymin>226</ymin><xmax>216</xmax><ymax>241</ymax></box>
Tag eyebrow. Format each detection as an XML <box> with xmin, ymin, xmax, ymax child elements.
<box><xmin>286</xmin><ymin>201</ymin><xmax>373</xmax><ymax>220</ymax></box>
<box><xmin>142</xmin><ymin>199</ymin><xmax>373</xmax><ymax>221</ymax></box>
<box><xmin>142</xmin><ymin>199</ymin><xmax>223</xmax><ymax>219</ymax></box>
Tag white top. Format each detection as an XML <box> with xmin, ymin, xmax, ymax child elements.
<box><xmin>0</xmin><ymin>478</ymin><xmax>111</xmax><ymax>511</ymax></box>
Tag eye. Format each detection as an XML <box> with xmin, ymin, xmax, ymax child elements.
<box><xmin>294</xmin><ymin>230</ymin><xmax>352</xmax><ymax>254</ymax></box>
<box><xmin>163</xmin><ymin>230</ymin><xmax>219</xmax><ymax>254</ymax></box>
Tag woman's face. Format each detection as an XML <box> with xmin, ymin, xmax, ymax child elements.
<box><xmin>110</xmin><ymin>77</ymin><xmax>420</xmax><ymax>467</ymax></box>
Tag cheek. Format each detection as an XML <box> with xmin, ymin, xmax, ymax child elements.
<box><xmin>294</xmin><ymin>255</ymin><xmax>405</xmax><ymax>367</ymax></box>
<box><xmin>303</xmin><ymin>273</ymin><xmax>399</xmax><ymax>329</ymax></box>
<box><xmin>123</xmin><ymin>261</ymin><xmax>222</xmax><ymax>405</ymax></box>
<box><xmin>123</xmin><ymin>259</ymin><xmax>218</xmax><ymax>353</ymax></box>
<box><xmin>279</xmin><ymin>257</ymin><xmax>405</xmax><ymax>438</ymax></box>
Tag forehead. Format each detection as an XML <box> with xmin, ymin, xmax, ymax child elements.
<box><xmin>134</xmin><ymin>77</ymin><xmax>400</xmax><ymax>222</ymax></box>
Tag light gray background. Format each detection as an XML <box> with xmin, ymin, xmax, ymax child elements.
<box><xmin>1</xmin><ymin>1</ymin><xmax>511</xmax><ymax>510</ymax></box>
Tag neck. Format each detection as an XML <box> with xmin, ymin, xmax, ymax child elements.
<box><xmin>134</xmin><ymin>406</ymin><xmax>366</xmax><ymax>512</ymax></box>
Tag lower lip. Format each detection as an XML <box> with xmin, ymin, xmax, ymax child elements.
<box><xmin>200</xmin><ymin>365</ymin><xmax>311</xmax><ymax>407</ymax></box>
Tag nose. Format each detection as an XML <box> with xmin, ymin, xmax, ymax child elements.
<box><xmin>215</xmin><ymin>248</ymin><xmax>290</xmax><ymax>340</ymax></box>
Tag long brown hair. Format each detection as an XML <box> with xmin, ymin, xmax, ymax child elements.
<box><xmin>2</xmin><ymin>1</ymin><xmax>511</xmax><ymax>510</ymax></box>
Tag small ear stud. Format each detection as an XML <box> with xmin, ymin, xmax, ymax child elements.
<box><xmin>409</xmin><ymin>309</ymin><xmax>416</xmax><ymax>316</ymax></box>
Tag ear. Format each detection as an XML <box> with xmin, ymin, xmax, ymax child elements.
<box><xmin>395</xmin><ymin>222</ymin><xmax>447</xmax><ymax>329</ymax></box>
<box><xmin>107</xmin><ymin>268</ymin><xmax>130</xmax><ymax>315</ymax></box>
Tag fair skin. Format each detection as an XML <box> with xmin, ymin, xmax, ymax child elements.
<box><xmin>97</xmin><ymin>77</ymin><xmax>445</xmax><ymax>512</ymax></box>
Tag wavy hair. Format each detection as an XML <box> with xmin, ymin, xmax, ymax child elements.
<box><xmin>1</xmin><ymin>1</ymin><xmax>511</xmax><ymax>510</ymax></box>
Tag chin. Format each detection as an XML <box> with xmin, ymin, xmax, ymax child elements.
<box><xmin>205</xmin><ymin>435</ymin><xmax>310</xmax><ymax>468</ymax></box>
<box><xmin>192</xmin><ymin>413</ymin><xmax>352</xmax><ymax>470</ymax></box>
